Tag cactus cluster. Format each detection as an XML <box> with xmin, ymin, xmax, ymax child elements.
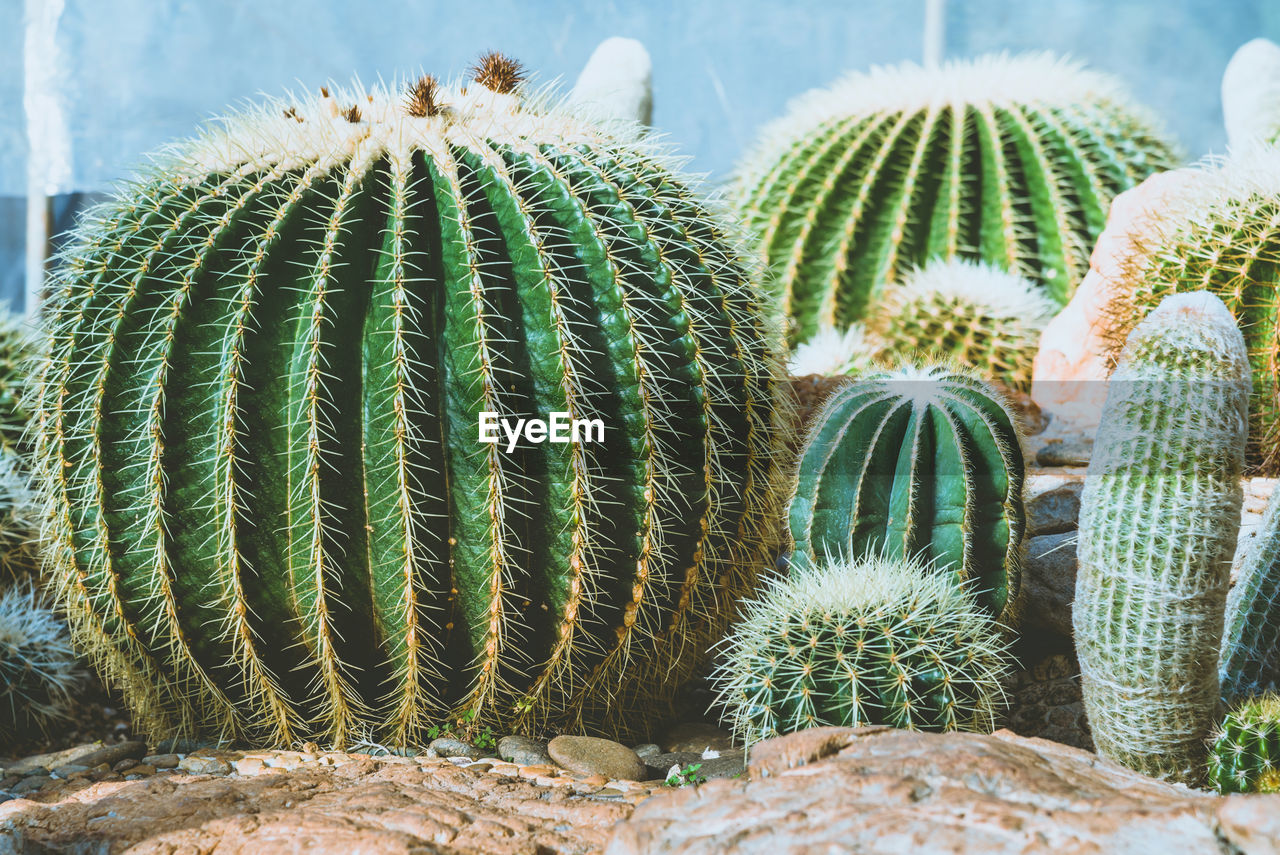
<box><xmin>1075</xmin><ymin>292</ymin><xmax>1250</xmax><ymax>784</ymax></box>
<box><xmin>0</xmin><ymin>311</ymin><xmax>43</xmax><ymax>457</ymax></box>
<box><xmin>872</xmin><ymin>260</ymin><xmax>1056</xmax><ymax>392</ymax></box>
<box><xmin>1116</xmin><ymin>148</ymin><xmax>1280</xmax><ymax>473</ymax></box>
<box><xmin>0</xmin><ymin>448</ymin><xmax>40</xmax><ymax>584</ymax></box>
<box><xmin>34</xmin><ymin>54</ymin><xmax>787</xmax><ymax>749</ymax></box>
<box><xmin>733</xmin><ymin>53</ymin><xmax>1177</xmax><ymax>343</ymax></box>
<box><xmin>713</xmin><ymin>552</ymin><xmax>1011</xmax><ymax>745</ymax></box>
<box><xmin>0</xmin><ymin>582</ymin><xmax>80</xmax><ymax>747</ymax></box>
<box><xmin>1210</xmin><ymin>694</ymin><xmax>1280</xmax><ymax>794</ymax></box>
<box><xmin>789</xmin><ymin>365</ymin><xmax>1025</xmax><ymax>624</ymax></box>
<box><xmin>1221</xmin><ymin>486</ymin><xmax>1280</xmax><ymax>707</ymax></box>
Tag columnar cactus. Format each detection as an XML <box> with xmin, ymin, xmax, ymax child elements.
<box><xmin>1221</xmin><ymin>486</ymin><xmax>1280</xmax><ymax>706</ymax></box>
<box><xmin>871</xmin><ymin>260</ymin><xmax>1056</xmax><ymax>392</ymax></box>
<box><xmin>1117</xmin><ymin>148</ymin><xmax>1280</xmax><ymax>472</ymax></box>
<box><xmin>1075</xmin><ymin>292</ymin><xmax>1250</xmax><ymax>784</ymax></box>
<box><xmin>0</xmin><ymin>583</ymin><xmax>80</xmax><ymax>747</ymax></box>
<box><xmin>1210</xmin><ymin>694</ymin><xmax>1280</xmax><ymax>794</ymax></box>
<box><xmin>789</xmin><ymin>365</ymin><xmax>1025</xmax><ymax>624</ymax></box>
<box><xmin>732</xmin><ymin>53</ymin><xmax>1177</xmax><ymax>342</ymax></box>
<box><xmin>35</xmin><ymin>54</ymin><xmax>787</xmax><ymax>749</ymax></box>
<box><xmin>713</xmin><ymin>552</ymin><xmax>1012</xmax><ymax>745</ymax></box>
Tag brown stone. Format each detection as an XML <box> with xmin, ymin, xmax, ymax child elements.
<box><xmin>1</xmin><ymin>754</ymin><xmax>633</xmax><ymax>853</ymax></box>
<box><xmin>605</xmin><ymin>727</ymin><xmax>1280</xmax><ymax>854</ymax></box>
<box><xmin>548</xmin><ymin>736</ymin><xmax>647</xmax><ymax>781</ymax></box>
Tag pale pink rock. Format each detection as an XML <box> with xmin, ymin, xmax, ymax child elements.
<box><xmin>1031</xmin><ymin>169</ymin><xmax>1201</xmax><ymax>429</ymax></box>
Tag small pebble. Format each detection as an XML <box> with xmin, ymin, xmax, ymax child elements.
<box><xmin>233</xmin><ymin>757</ymin><xmax>266</xmax><ymax>776</ymax></box>
<box><xmin>52</xmin><ymin>764</ymin><xmax>91</xmax><ymax>779</ymax></box>
<box><xmin>113</xmin><ymin>759</ymin><xmax>138</xmax><ymax>773</ymax></box>
<box><xmin>178</xmin><ymin>756</ymin><xmax>231</xmax><ymax>776</ymax></box>
<box><xmin>12</xmin><ymin>776</ymin><xmax>51</xmax><ymax>795</ymax></box>
<box><xmin>20</xmin><ymin>766</ymin><xmax>49</xmax><ymax>779</ymax></box>
<box><xmin>428</xmin><ymin>737</ymin><xmax>484</xmax><ymax>760</ymax></box>
<box><xmin>518</xmin><ymin>764</ymin><xmax>556</xmax><ymax>780</ymax></box>
<box><xmin>489</xmin><ymin>764</ymin><xmax>519</xmax><ymax>777</ymax></box>
<box><xmin>595</xmin><ymin>787</ymin><xmax>624</xmax><ymax>798</ymax></box>
<box><xmin>142</xmin><ymin>754</ymin><xmax>180</xmax><ymax>769</ymax></box>
<box><xmin>498</xmin><ymin>735</ymin><xmax>553</xmax><ymax>767</ymax></box>
<box><xmin>128</xmin><ymin>764</ymin><xmax>156</xmax><ymax>777</ymax></box>
<box><xmin>632</xmin><ymin>744</ymin><xmax>661</xmax><ymax>760</ymax></box>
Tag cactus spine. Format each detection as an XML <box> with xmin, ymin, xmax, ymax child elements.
<box><xmin>1221</xmin><ymin>486</ymin><xmax>1280</xmax><ymax>705</ymax></box>
<box><xmin>789</xmin><ymin>365</ymin><xmax>1025</xmax><ymax>624</ymax></box>
<box><xmin>1118</xmin><ymin>148</ymin><xmax>1280</xmax><ymax>473</ymax></box>
<box><xmin>871</xmin><ymin>260</ymin><xmax>1055</xmax><ymax>392</ymax></box>
<box><xmin>733</xmin><ymin>53</ymin><xmax>1177</xmax><ymax>342</ymax></box>
<box><xmin>1210</xmin><ymin>694</ymin><xmax>1280</xmax><ymax>794</ymax></box>
<box><xmin>713</xmin><ymin>552</ymin><xmax>1012</xmax><ymax>745</ymax></box>
<box><xmin>0</xmin><ymin>582</ymin><xmax>80</xmax><ymax>747</ymax></box>
<box><xmin>35</xmin><ymin>54</ymin><xmax>786</xmax><ymax>749</ymax></box>
<box><xmin>1075</xmin><ymin>292</ymin><xmax>1249</xmax><ymax>784</ymax></box>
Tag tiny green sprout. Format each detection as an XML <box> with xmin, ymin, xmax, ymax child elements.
<box><xmin>665</xmin><ymin>763</ymin><xmax>705</xmax><ymax>787</ymax></box>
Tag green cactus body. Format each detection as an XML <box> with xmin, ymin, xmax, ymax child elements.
<box><xmin>713</xmin><ymin>552</ymin><xmax>1011</xmax><ymax>745</ymax></box>
<box><xmin>871</xmin><ymin>259</ymin><xmax>1056</xmax><ymax>392</ymax></box>
<box><xmin>732</xmin><ymin>53</ymin><xmax>1176</xmax><ymax>343</ymax></box>
<box><xmin>35</xmin><ymin>59</ymin><xmax>786</xmax><ymax>749</ymax></box>
<box><xmin>1210</xmin><ymin>694</ymin><xmax>1280</xmax><ymax>794</ymax></box>
<box><xmin>788</xmin><ymin>365</ymin><xmax>1024</xmax><ymax>624</ymax></box>
<box><xmin>1075</xmin><ymin>292</ymin><xmax>1250</xmax><ymax>784</ymax></box>
<box><xmin>0</xmin><ymin>583</ymin><xmax>80</xmax><ymax>747</ymax></box>
<box><xmin>1221</xmin><ymin>486</ymin><xmax>1280</xmax><ymax>706</ymax></box>
<box><xmin>0</xmin><ymin>312</ymin><xmax>43</xmax><ymax>457</ymax></box>
<box><xmin>1121</xmin><ymin>149</ymin><xmax>1280</xmax><ymax>473</ymax></box>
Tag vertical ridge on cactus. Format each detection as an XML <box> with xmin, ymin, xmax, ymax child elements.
<box><xmin>35</xmin><ymin>59</ymin><xmax>788</xmax><ymax>749</ymax></box>
<box><xmin>1075</xmin><ymin>291</ymin><xmax>1250</xmax><ymax>784</ymax></box>
<box><xmin>788</xmin><ymin>364</ymin><xmax>1025</xmax><ymax>624</ymax></box>
<box><xmin>1210</xmin><ymin>694</ymin><xmax>1280</xmax><ymax>794</ymax></box>
<box><xmin>732</xmin><ymin>53</ymin><xmax>1177</xmax><ymax>343</ymax></box>
<box><xmin>712</xmin><ymin>552</ymin><xmax>1012</xmax><ymax>745</ymax></box>
<box><xmin>1221</xmin><ymin>486</ymin><xmax>1280</xmax><ymax>706</ymax></box>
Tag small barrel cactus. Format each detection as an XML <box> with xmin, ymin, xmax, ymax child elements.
<box><xmin>1210</xmin><ymin>694</ymin><xmax>1280</xmax><ymax>794</ymax></box>
<box><xmin>713</xmin><ymin>552</ymin><xmax>1012</xmax><ymax>744</ymax></box>
<box><xmin>35</xmin><ymin>53</ymin><xmax>787</xmax><ymax>749</ymax></box>
<box><xmin>789</xmin><ymin>365</ymin><xmax>1025</xmax><ymax>623</ymax></box>
<box><xmin>1117</xmin><ymin>148</ymin><xmax>1280</xmax><ymax>473</ymax></box>
<box><xmin>732</xmin><ymin>53</ymin><xmax>1177</xmax><ymax>342</ymax></box>
<box><xmin>1221</xmin><ymin>486</ymin><xmax>1280</xmax><ymax>706</ymax></box>
<box><xmin>0</xmin><ymin>582</ymin><xmax>80</xmax><ymax>747</ymax></box>
<box><xmin>871</xmin><ymin>259</ymin><xmax>1056</xmax><ymax>392</ymax></box>
<box><xmin>1075</xmin><ymin>291</ymin><xmax>1250</xmax><ymax>784</ymax></box>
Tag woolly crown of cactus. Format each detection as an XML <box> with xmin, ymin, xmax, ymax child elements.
<box><xmin>787</xmin><ymin>324</ymin><xmax>879</xmax><ymax>377</ymax></box>
<box><xmin>1223</xmin><ymin>38</ymin><xmax>1280</xmax><ymax>151</ymax></box>
<box><xmin>36</xmin><ymin>52</ymin><xmax>787</xmax><ymax>749</ymax></box>
<box><xmin>873</xmin><ymin>259</ymin><xmax>1056</xmax><ymax>391</ymax></box>
<box><xmin>1116</xmin><ymin>147</ymin><xmax>1280</xmax><ymax>471</ymax></box>
<box><xmin>713</xmin><ymin>551</ymin><xmax>1012</xmax><ymax>745</ymax></box>
<box><xmin>733</xmin><ymin>52</ymin><xmax>1177</xmax><ymax>343</ymax></box>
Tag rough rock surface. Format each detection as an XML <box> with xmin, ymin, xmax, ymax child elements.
<box><xmin>1</xmin><ymin>752</ymin><xmax>635</xmax><ymax>854</ymax></box>
<box><xmin>548</xmin><ymin>736</ymin><xmax>647</xmax><ymax>782</ymax></box>
<box><xmin>605</xmin><ymin>727</ymin><xmax>1280</xmax><ymax>854</ymax></box>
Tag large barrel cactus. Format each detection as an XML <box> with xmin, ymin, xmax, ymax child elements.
<box><xmin>35</xmin><ymin>54</ymin><xmax>786</xmax><ymax>749</ymax></box>
<box><xmin>732</xmin><ymin>53</ymin><xmax>1177</xmax><ymax>342</ymax></box>
<box><xmin>788</xmin><ymin>365</ymin><xmax>1025</xmax><ymax>624</ymax></box>
<box><xmin>1116</xmin><ymin>148</ymin><xmax>1280</xmax><ymax>473</ymax></box>
<box><xmin>1075</xmin><ymin>292</ymin><xmax>1249</xmax><ymax>784</ymax></box>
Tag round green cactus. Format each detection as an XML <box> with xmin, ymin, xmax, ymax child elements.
<box><xmin>789</xmin><ymin>365</ymin><xmax>1025</xmax><ymax>624</ymax></box>
<box><xmin>1119</xmin><ymin>148</ymin><xmax>1280</xmax><ymax>473</ymax></box>
<box><xmin>733</xmin><ymin>53</ymin><xmax>1177</xmax><ymax>342</ymax></box>
<box><xmin>713</xmin><ymin>552</ymin><xmax>1012</xmax><ymax>745</ymax></box>
<box><xmin>0</xmin><ymin>582</ymin><xmax>80</xmax><ymax>748</ymax></box>
<box><xmin>1221</xmin><ymin>486</ymin><xmax>1280</xmax><ymax>707</ymax></box>
<box><xmin>35</xmin><ymin>54</ymin><xmax>787</xmax><ymax>749</ymax></box>
<box><xmin>1075</xmin><ymin>292</ymin><xmax>1250</xmax><ymax>784</ymax></box>
<box><xmin>871</xmin><ymin>259</ymin><xmax>1056</xmax><ymax>392</ymax></box>
<box><xmin>1210</xmin><ymin>694</ymin><xmax>1280</xmax><ymax>794</ymax></box>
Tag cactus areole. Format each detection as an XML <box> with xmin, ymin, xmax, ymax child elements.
<box><xmin>35</xmin><ymin>54</ymin><xmax>786</xmax><ymax>749</ymax></box>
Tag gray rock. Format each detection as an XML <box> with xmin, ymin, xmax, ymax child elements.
<box><xmin>74</xmin><ymin>741</ymin><xmax>147</xmax><ymax>770</ymax></box>
<box><xmin>497</xmin><ymin>735</ymin><xmax>551</xmax><ymax>767</ymax></box>
<box><xmin>19</xmin><ymin>766</ymin><xmax>48</xmax><ymax>778</ymax></box>
<box><xmin>1027</xmin><ymin>481</ymin><xmax>1083</xmax><ymax>535</ymax></box>
<box><xmin>1023</xmin><ymin>532</ymin><xmax>1078</xmax><ymax>639</ymax></box>
<box><xmin>1035</xmin><ymin>438</ymin><xmax>1092</xmax><ymax>467</ymax></box>
<box><xmin>428</xmin><ymin>737</ymin><xmax>483</xmax><ymax>760</ymax></box>
<box><xmin>51</xmin><ymin>764</ymin><xmax>91</xmax><ymax>779</ymax></box>
<box><xmin>548</xmin><ymin>735</ymin><xmax>647</xmax><ymax>781</ymax></box>
<box><xmin>0</xmin><ymin>792</ymin><xmax>13</xmax><ymax>804</ymax></box>
<box><xmin>177</xmin><ymin>755</ymin><xmax>231</xmax><ymax>776</ymax></box>
<box><xmin>12</xmin><ymin>775</ymin><xmax>51</xmax><ymax>795</ymax></box>
<box><xmin>645</xmin><ymin>751</ymin><xmax>747</xmax><ymax>782</ymax></box>
<box><xmin>153</xmin><ymin>738</ymin><xmax>204</xmax><ymax>755</ymax></box>
<box><xmin>632</xmin><ymin>743</ymin><xmax>662</xmax><ymax>760</ymax></box>
<box><xmin>141</xmin><ymin>753</ymin><xmax>180</xmax><ymax>769</ymax></box>
<box><xmin>659</xmin><ymin>722</ymin><xmax>735</xmax><ymax>754</ymax></box>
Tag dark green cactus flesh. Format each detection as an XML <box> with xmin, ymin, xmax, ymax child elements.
<box><xmin>35</xmin><ymin>66</ymin><xmax>786</xmax><ymax>749</ymax></box>
<box><xmin>1210</xmin><ymin>694</ymin><xmax>1280</xmax><ymax>794</ymax></box>
<box><xmin>788</xmin><ymin>365</ymin><xmax>1025</xmax><ymax>624</ymax></box>
<box><xmin>732</xmin><ymin>53</ymin><xmax>1177</xmax><ymax>343</ymax></box>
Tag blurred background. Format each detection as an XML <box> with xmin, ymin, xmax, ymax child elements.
<box><xmin>4</xmin><ymin>0</ymin><xmax>1278</xmax><ymax>314</ymax></box>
